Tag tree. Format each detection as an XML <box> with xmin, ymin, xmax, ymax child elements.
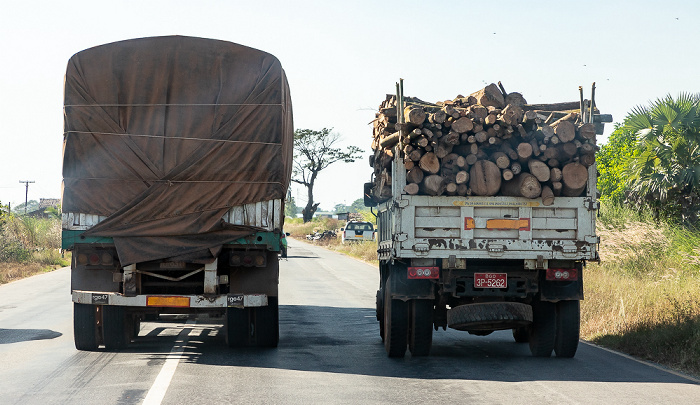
<box><xmin>622</xmin><ymin>93</ymin><xmax>700</xmax><ymax>223</ymax></box>
<box><xmin>292</xmin><ymin>128</ymin><xmax>363</xmax><ymax>222</ymax></box>
<box><xmin>334</xmin><ymin>203</ymin><xmax>349</xmax><ymax>213</ymax></box>
<box><xmin>350</xmin><ymin>198</ymin><xmax>365</xmax><ymax>213</ymax></box>
<box><xmin>284</xmin><ymin>196</ymin><xmax>298</xmax><ymax>218</ymax></box>
<box><xmin>597</xmin><ymin>124</ymin><xmax>636</xmax><ymax>205</ymax></box>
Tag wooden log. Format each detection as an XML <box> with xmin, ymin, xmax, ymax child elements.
<box><xmin>445</xmin><ymin>182</ymin><xmax>458</xmax><ymax>195</ymax></box>
<box><xmin>415</xmin><ymin>135</ymin><xmax>429</xmax><ymax>148</ymax></box>
<box><xmin>455</xmin><ymin>170</ymin><xmax>469</xmax><ymax>184</ymax></box>
<box><xmin>502</xmin><ymin>169</ymin><xmax>514</xmax><ymax>181</ymax></box>
<box><xmin>468</xmin><ymin>104</ymin><xmax>489</xmax><ymax>121</ymax></box>
<box><xmin>529</xmin><ymin>138</ymin><xmax>540</xmax><ymax>157</ymax></box>
<box><xmin>550</xmin><ymin>167</ymin><xmax>562</xmax><ymax>182</ymax></box>
<box><xmin>379</xmin><ymin>132</ymin><xmax>400</xmax><ymax>149</ymax></box>
<box><xmin>528</xmin><ymin>160</ymin><xmax>551</xmax><ymax>182</ymax></box>
<box><xmin>406</xmin><ymin>167</ymin><xmax>425</xmax><ymax>184</ymax></box>
<box><xmin>409</xmin><ymin>148</ymin><xmax>424</xmax><ymax>162</ymax></box>
<box><xmin>501</xmin><ymin>173</ymin><xmax>541</xmax><ymax>199</ymax></box>
<box><xmin>580</xmin><ymin>142</ymin><xmax>596</xmax><ymax>155</ymax></box>
<box><xmin>404</xmin><ymin>183</ymin><xmax>419</xmax><ymax>195</ymax></box>
<box><xmin>551</xmin><ymin>181</ymin><xmax>562</xmax><ymax>196</ymax></box>
<box><xmin>404</xmin><ymin>158</ymin><xmax>415</xmax><ymax>171</ymax></box>
<box><xmin>550</xmin><ymin>112</ymin><xmax>578</xmax><ymax>128</ymax></box>
<box><xmin>505</xmin><ymin>92</ymin><xmax>527</xmax><ymax>107</ymax></box>
<box><xmin>435</xmin><ymin>141</ymin><xmax>453</xmax><ymax>159</ymax></box>
<box><xmin>561</xmin><ymin>162</ymin><xmax>588</xmax><ymax>196</ymax></box>
<box><xmin>475</xmin><ymin>131</ymin><xmax>489</xmax><ymax>143</ymax></box>
<box><xmin>469</xmin><ymin>160</ymin><xmax>502</xmax><ymax>196</ymax></box>
<box><xmin>540</xmin><ymin>185</ymin><xmax>554</xmax><ymax>206</ymax></box>
<box><xmin>419</xmin><ymin>152</ymin><xmax>441</xmax><ymax>174</ymax></box>
<box><xmin>491</xmin><ymin>151</ymin><xmax>511</xmax><ymax>169</ymax></box>
<box><xmin>578</xmin><ymin>123</ymin><xmax>596</xmax><ymax>141</ymax></box>
<box><xmin>404</xmin><ymin>106</ymin><xmax>427</xmax><ymax>125</ymax></box>
<box><xmin>517</xmin><ymin>142</ymin><xmax>533</xmax><ymax>160</ymax></box>
<box><xmin>553</xmin><ymin>120</ymin><xmax>576</xmax><ymax>143</ymax></box>
<box><xmin>456</xmin><ymin>155</ymin><xmax>467</xmax><ymax>168</ymax></box>
<box><xmin>445</xmin><ymin>130</ymin><xmax>460</xmax><ymax>146</ymax></box>
<box><xmin>511</xmin><ymin>161</ymin><xmax>522</xmax><ymax>175</ymax></box>
<box><xmin>484</xmin><ymin>113</ymin><xmax>498</xmax><ymax>126</ymax></box>
<box><xmin>421</xmin><ymin>174</ymin><xmax>446</xmax><ymax>196</ymax></box>
<box><xmin>452</xmin><ymin>117</ymin><xmax>474</xmax><ymax>133</ymax></box>
<box><xmin>465</xmin><ymin>154</ymin><xmax>479</xmax><ymax>166</ymax></box>
<box><xmin>457</xmin><ymin>183</ymin><xmax>469</xmax><ymax>196</ymax></box>
<box><xmin>580</xmin><ymin>153</ymin><xmax>596</xmax><ymax>167</ymax></box>
<box><xmin>559</xmin><ymin>142</ymin><xmax>578</xmax><ymax>159</ymax></box>
<box><xmin>470</xmin><ymin>83</ymin><xmax>505</xmax><ymax>108</ymax></box>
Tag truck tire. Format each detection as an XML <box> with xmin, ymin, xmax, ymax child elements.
<box><xmin>529</xmin><ymin>301</ymin><xmax>556</xmax><ymax>357</ymax></box>
<box><xmin>225</xmin><ymin>306</ymin><xmax>250</xmax><ymax>347</ymax></box>
<box><xmin>408</xmin><ymin>299</ymin><xmax>433</xmax><ymax>357</ymax></box>
<box><xmin>102</xmin><ymin>306</ymin><xmax>129</xmax><ymax>350</ymax></box>
<box><xmin>74</xmin><ymin>303</ymin><xmax>99</xmax><ymax>351</ymax></box>
<box><xmin>447</xmin><ymin>302</ymin><xmax>532</xmax><ymax>331</ymax></box>
<box><xmin>384</xmin><ymin>282</ymin><xmax>408</xmax><ymax>358</ymax></box>
<box><xmin>512</xmin><ymin>327</ymin><xmax>530</xmax><ymax>343</ymax></box>
<box><xmin>376</xmin><ymin>289</ymin><xmax>385</xmax><ymax>342</ymax></box>
<box><xmin>254</xmin><ymin>297</ymin><xmax>279</xmax><ymax>348</ymax></box>
<box><xmin>554</xmin><ymin>300</ymin><xmax>580</xmax><ymax>358</ymax></box>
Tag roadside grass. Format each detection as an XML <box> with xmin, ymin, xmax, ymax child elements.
<box><xmin>0</xmin><ymin>215</ymin><xmax>69</xmax><ymax>285</ymax></box>
<box><xmin>287</xmin><ymin>206</ymin><xmax>700</xmax><ymax>377</ymax></box>
<box><xmin>582</xmin><ymin>202</ymin><xmax>700</xmax><ymax>376</ymax></box>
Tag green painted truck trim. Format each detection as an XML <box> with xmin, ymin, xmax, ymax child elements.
<box><xmin>62</xmin><ymin>230</ymin><xmax>281</xmax><ymax>251</ymax></box>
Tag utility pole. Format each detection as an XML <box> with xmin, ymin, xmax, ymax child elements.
<box><xmin>19</xmin><ymin>180</ymin><xmax>35</xmax><ymax>214</ymax></box>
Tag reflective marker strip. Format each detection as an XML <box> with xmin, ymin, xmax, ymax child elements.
<box><xmin>147</xmin><ymin>296</ymin><xmax>190</xmax><ymax>307</ymax></box>
<box><xmin>464</xmin><ymin>217</ymin><xmax>530</xmax><ymax>231</ymax></box>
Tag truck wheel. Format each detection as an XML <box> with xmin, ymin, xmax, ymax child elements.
<box><xmin>554</xmin><ymin>300</ymin><xmax>580</xmax><ymax>358</ymax></box>
<box><xmin>376</xmin><ymin>289</ymin><xmax>385</xmax><ymax>342</ymax></box>
<box><xmin>225</xmin><ymin>306</ymin><xmax>250</xmax><ymax>347</ymax></box>
<box><xmin>254</xmin><ymin>297</ymin><xmax>279</xmax><ymax>348</ymax></box>
<box><xmin>384</xmin><ymin>282</ymin><xmax>408</xmax><ymax>357</ymax></box>
<box><xmin>512</xmin><ymin>326</ymin><xmax>530</xmax><ymax>343</ymax></box>
<box><xmin>529</xmin><ymin>301</ymin><xmax>556</xmax><ymax>357</ymax></box>
<box><xmin>408</xmin><ymin>299</ymin><xmax>433</xmax><ymax>357</ymax></box>
<box><xmin>102</xmin><ymin>306</ymin><xmax>129</xmax><ymax>350</ymax></box>
<box><xmin>74</xmin><ymin>303</ymin><xmax>99</xmax><ymax>351</ymax></box>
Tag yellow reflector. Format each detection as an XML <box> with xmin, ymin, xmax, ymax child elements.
<box><xmin>147</xmin><ymin>296</ymin><xmax>190</xmax><ymax>308</ymax></box>
<box><xmin>486</xmin><ymin>218</ymin><xmax>530</xmax><ymax>230</ymax></box>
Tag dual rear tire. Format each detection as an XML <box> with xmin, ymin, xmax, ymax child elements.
<box><xmin>225</xmin><ymin>297</ymin><xmax>279</xmax><ymax>348</ymax></box>
<box><xmin>381</xmin><ymin>278</ymin><xmax>433</xmax><ymax>358</ymax></box>
<box><xmin>528</xmin><ymin>300</ymin><xmax>580</xmax><ymax>358</ymax></box>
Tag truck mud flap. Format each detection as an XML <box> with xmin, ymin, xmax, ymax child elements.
<box><xmin>388</xmin><ymin>262</ymin><xmax>433</xmax><ymax>300</ymax></box>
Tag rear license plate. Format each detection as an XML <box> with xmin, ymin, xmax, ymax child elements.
<box><xmin>474</xmin><ymin>273</ymin><xmax>507</xmax><ymax>289</ymax></box>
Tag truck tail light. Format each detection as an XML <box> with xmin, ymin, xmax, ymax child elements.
<box><xmin>408</xmin><ymin>266</ymin><xmax>439</xmax><ymax>279</ymax></box>
<box><xmin>230</xmin><ymin>252</ymin><xmax>267</xmax><ymax>268</ymax></box>
<box><xmin>546</xmin><ymin>268</ymin><xmax>578</xmax><ymax>281</ymax></box>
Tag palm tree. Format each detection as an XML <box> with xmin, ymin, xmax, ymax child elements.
<box><xmin>623</xmin><ymin>93</ymin><xmax>700</xmax><ymax>223</ymax></box>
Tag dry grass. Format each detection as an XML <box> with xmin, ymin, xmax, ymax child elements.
<box><xmin>582</xmin><ymin>210</ymin><xmax>700</xmax><ymax>377</ymax></box>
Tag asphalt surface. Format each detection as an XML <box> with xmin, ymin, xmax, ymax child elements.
<box><xmin>1</xmin><ymin>237</ymin><xmax>698</xmax><ymax>404</ymax></box>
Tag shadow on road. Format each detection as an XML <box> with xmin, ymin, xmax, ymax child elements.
<box><xmin>0</xmin><ymin>328</ymin><xmax>62</xmax><ymax>344</ymax></box>
<box><xmin>124</xmin><ymin>305</ymin><xmax>698</xmax><ymax>385</ymax></box>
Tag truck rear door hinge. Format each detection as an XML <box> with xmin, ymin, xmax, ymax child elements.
<box><xmin>413</xmin><ymin>243</ymin><xmax>429</xmax><ymax>253</ymax></box>
<box><xmin>584</xmin><ymin>235</ymin><xmax>600</xmax><ymax>244</ymax></box>
<box><xmin>584</xmin><ymin>198</ymin><xmax>599</xmax><ymax>210</ymax></box>
<box><xmin>395</xmin><ymin>233</ymin><xmax>408</xmax><ymax>242</ymax></box>
<box><xmin>394</xmin><ymin>198</ymin><xmax>409</xmax><ymax>208</ymax></box>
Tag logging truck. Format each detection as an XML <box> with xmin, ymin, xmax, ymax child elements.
<box><xmin>366</xmin><ymin>81</ymin><xmax>611</xmax><ymax>357</ymax></box>
<box><xmin>62</xmin><ymin>36</ymin><xmax>293</xmax><ymax>350</ymax></box>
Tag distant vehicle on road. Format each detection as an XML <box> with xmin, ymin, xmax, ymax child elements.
<box><xmin>341</xmin><ymin>221</ymin><xmax>375</xmax><ymax>243</ymax></box>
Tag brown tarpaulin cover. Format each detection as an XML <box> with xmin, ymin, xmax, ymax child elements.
<box><xmin>62</xmin><ymin>36</ymin><xmax>293</xmax><ymax>265</ymax></box>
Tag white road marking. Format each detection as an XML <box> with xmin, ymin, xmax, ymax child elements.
<box><xmin>142</xmin><ymin>318</ymin><xmax>196</xmax><ymax>405</ymax></box>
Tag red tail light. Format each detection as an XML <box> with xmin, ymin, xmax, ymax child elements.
<box><xmin>546</xmin><ymin>268</ymin><xmax>578</xmax><ymax>281</ymax></box>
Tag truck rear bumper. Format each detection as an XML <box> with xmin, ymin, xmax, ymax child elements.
<box><xmin>72</xmin><ymin>290</ymin><xmax>268</xmax><ymax>308</ymax></box>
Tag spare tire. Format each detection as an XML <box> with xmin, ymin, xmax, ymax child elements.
<box><xmin>447</xmin><ymin>302</ymin><xmax>532</xmax><ymax>332</ymax></box>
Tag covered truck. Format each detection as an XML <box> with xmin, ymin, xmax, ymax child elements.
<box><xmin>62</xmin><ymin>36</ymin><xmax>293</xmax><ymax>350</ymax></box>
<box><xmin>367</xmin><ymin>80</ymin><xmax>610</xmax><ymax>357</ymax></box>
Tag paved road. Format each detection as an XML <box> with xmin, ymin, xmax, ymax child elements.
<box><xmin>1</xmin><ymin>238</ymin><xmax>698</xmax><ymax>404</ymax></box>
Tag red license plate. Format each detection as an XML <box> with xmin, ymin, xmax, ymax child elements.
<box><xmin>474</xmin><ymin>273</ymin><xmax>507</xmax><ymax>289</ymax></box>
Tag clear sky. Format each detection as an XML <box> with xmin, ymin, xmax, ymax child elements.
<box><xmin>1</xmin><ymin>0</ymin><xmax>698</xmax><ymax>211</ymax></box>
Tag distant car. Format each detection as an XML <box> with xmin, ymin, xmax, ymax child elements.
<box><xmin>341</xmin><ymin>221</ymin><xmax>375</xmax><ymax>243</ymax></box>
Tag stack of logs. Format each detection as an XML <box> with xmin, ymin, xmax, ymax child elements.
<box><xmin>369</xmin><ymin>83</ymin><xmax>597</xmax><ymax>206</ymax></box>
